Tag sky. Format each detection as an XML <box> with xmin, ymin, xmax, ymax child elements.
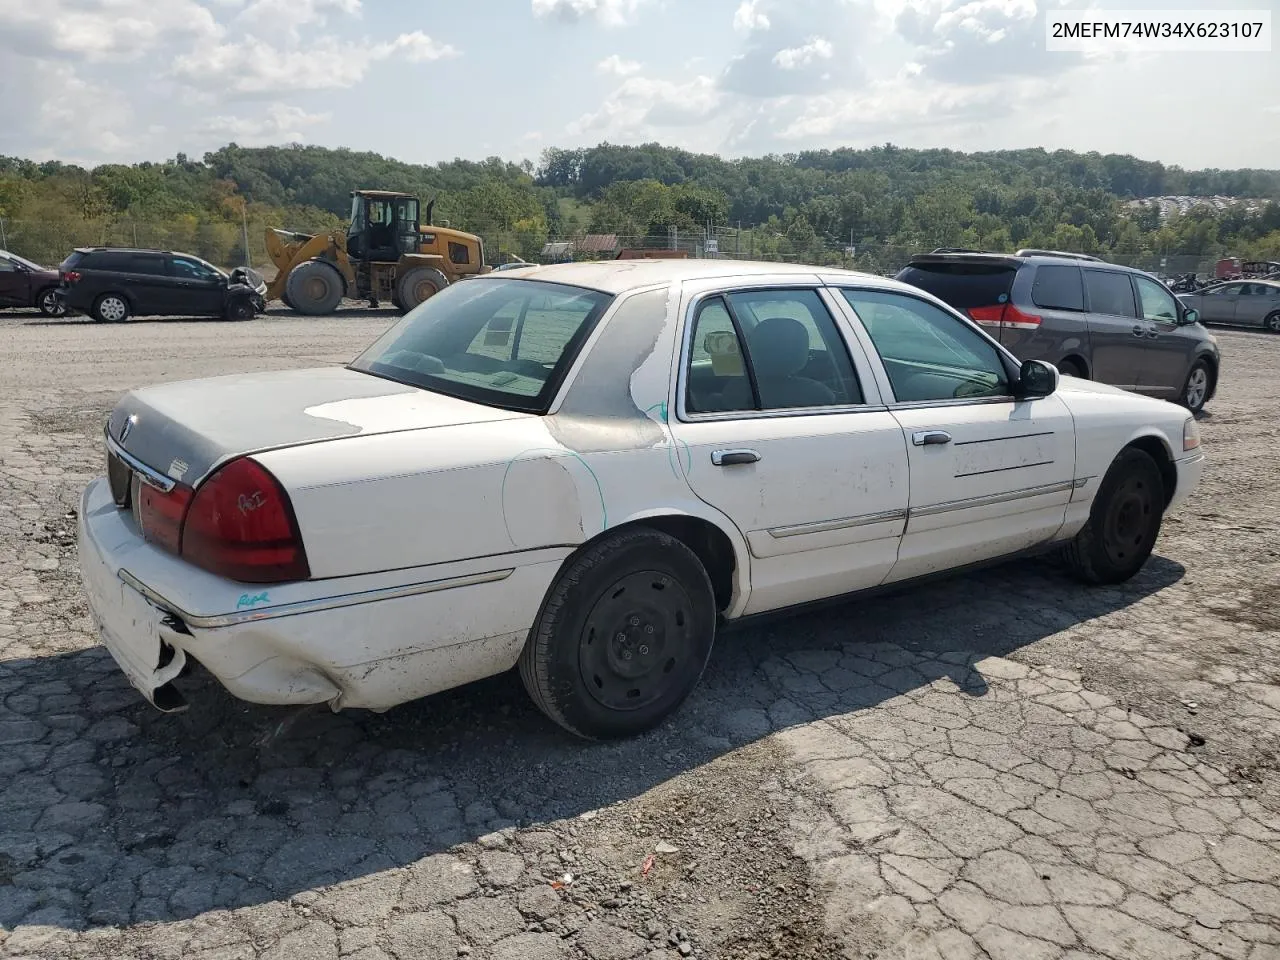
<box><xmin>0</xmin><ymin>0</ymin><xmax>1276</xmax><ymax>172</ymax></box>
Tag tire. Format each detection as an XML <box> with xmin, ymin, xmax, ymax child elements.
<box><xmin>284</xmin><ymin>260</ymin><xmax>344</xmax><ymax>315</ymax></box>
<box><xmin>281</xmin><ymin>290</ymin><xmax>297</xmax><ymax>311</ymax></box>
<box><xmin>1265</xmin><ymin>311</ymin><xmax>1280</xmax><ymax>333</ymax></box>
<box><xmin>93</xmin><ymin>293</ymin><xmax>130</xmax><ymax>324</ymax></box>
<box><xmin>1056</xmin><ymin>358</ymin><xmax>1086</xmax><ymax>379</ymax></box>
<box><xmin>518</xmin><ymin>527</ymin><xmax>717</xmax><ymax>740</ymax></box>
<box><xmin>36</xmin><ymin>287</ymin><xmax>66</xmax><ymax>318</ymax></box>
<box><xmin>1181</xmin><ymin>360</ymin><xmax>1211</xmax><ymax>414</ymax></box>
<box><xmin>224</xmin><ymin>298</ymin><xmax>254</xmax><ymax>321</ymax></box>
<box><xmin>395</xmin><ymin>266</ymin><xmax>448</xmax><ymax>313</ymax></box>
<box><xmin>1064</xmin><ymin>447</ymin><xmax>1165</xmax><ymax>585</ymax></box>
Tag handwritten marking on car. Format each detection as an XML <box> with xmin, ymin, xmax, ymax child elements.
<box><xmin>237</xmin><ymin>491</ymin><xmax>266</xmax><ymax>515</ymax></box>
<box><xmin>236</xmin><ymin>592</ymin><xmax>270</xmax><ymax>610</ymax></box>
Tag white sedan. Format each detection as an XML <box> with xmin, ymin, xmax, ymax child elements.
<box><xmin>78</xmin><ymin>260</ymin><xmax>1205</xmax><ymax>738</ymax></box>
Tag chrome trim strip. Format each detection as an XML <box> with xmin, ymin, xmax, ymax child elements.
<box><xmin>104</xmin><ymin>427</ymin><xmax>176</xmax><ymax>493</ymax></box>
<box><xmin>769</xmin><ymin>508</ymin><xmax>908</xmax><ymax>539</ymax></box>
<box><xmin>910</xmin><ymin>479</ymin><xmax>1075</xmax><ymax>519</ymax></box>
<box><xmin>118</xmin><ymin>567</ymin><xmax>515</xmax><ymax>629</ymax></box>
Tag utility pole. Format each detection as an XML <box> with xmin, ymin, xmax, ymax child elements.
<box><xmin>241</xmin><ymin>200</ymin><xmax>252</xmax><ymax>268</ymax></box>
<box><xmin>0</xmin><ymin>218</ymin><xmax>6</xmax><ymax>250</ymax></box>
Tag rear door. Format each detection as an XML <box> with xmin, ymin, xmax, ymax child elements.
<box><xmin>165</xmin><ymin>255</ymin><xmax>226</xmax><ymax>316</ymax></box>
<box><xmin>1082</xmin><ymin>268</ymin><xmax>1145</xmax><ymax>390</ymax></box>
<box><xmin>0</xmin><ymin>254</ymin><xmax>30</xmax><ymax>307</ymax></box>
<box><xmin>1234</xmin><ymin>283</ymin><xmax>1279</xmax><ymax>327</ymax></box>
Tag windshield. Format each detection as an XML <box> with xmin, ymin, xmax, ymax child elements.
<box><xmin>349</xmin><ymin>277</ymin><xmax>615</xmax><ymax>413</ymax></box>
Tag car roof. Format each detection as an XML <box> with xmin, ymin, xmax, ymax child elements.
<box><xmin>476</xmin><ymin>258</ymin><xmax>892</xmax><ymax>295</ymax></box>
<box><xmin>903</xmin><ymin>250</ymin><xmax>1126</xmax><ymax>271</ymax></box>
<box><xmin>74</xmin><ymin>247</ymin><xmax>176</xmax><ymax>256</ymax></box>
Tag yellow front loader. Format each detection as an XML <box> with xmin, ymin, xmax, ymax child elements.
<box><xmin>264</xmin><ymin>190</ymin><xmax>490</xmax><ymax>315</ymax></box>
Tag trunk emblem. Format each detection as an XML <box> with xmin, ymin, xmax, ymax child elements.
<box><xmin>119</xmin><ymin>415</ymin><xmax>137</xmax><ymax>442</ymax></box>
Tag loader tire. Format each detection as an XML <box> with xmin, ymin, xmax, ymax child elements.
<box><xmin>395</xmin><ymin>267</ymin><xmax>448</xmax><ymax>313</ymax></box>
<box><xmin>285</xmin><ymin>260</ymin><xmax>344</xmax><ymax>315</ymax></box>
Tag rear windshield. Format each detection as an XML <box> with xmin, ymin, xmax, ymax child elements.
<box><xmin>895</xmin><ymin>262</ymin><xmax>1016</xmax><ymax>310</ymax></box>
<box><xmin>349</xmin><ymin>277</ymin><xmax>614</xmax><ymax>414</ymax></box>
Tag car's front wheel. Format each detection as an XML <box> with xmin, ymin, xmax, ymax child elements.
<box><xmin>519</xmin><ymin>527</ymin><xmax>717</xmax><ymax>740</ymax></box>
<box><xmin>224</xmin><ymin>298</ymin><xmax>254</xmax><ymax>321</ymax></box>
<box><xmin>37</xmin><ymin>287</ymin><xmax>66</xmax><ymax>318</ymax></box>
<box><xmin>1064</xmin><ymin>447</ymin><xmax>1165</xmax><ymax>585</ymax></box>
<box><xmin>1181</xmin><ymin>360</ymin><xmax>1211</xmax><ymax>414</ymax></box>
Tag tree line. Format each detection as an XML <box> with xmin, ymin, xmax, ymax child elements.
<box><xmin>1</xmin><ymin>141</ymin><xmax>1278</xmax><ymax>271</ymax></box>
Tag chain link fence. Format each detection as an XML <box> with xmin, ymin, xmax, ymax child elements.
<box><xmin>0</xmin><ymin>217</ymin><xmax>1220</xmax><ymax>282</ymax></box>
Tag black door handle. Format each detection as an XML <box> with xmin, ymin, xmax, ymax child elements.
<box><xmin>711</xmin><ymin>449</ymin><xmax>760</xmax><ymax>466</ymax></box>
<box><xmin>912</xmin><ymin>430</ymin><xmax>952</xmax><ymax>446</ymax></box>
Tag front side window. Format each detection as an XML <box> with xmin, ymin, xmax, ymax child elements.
<box><xmin>1084</xmin><ymin>270</ymin><xmax>1138</xmax><ymax>318</ymax></box>
<box><xmin>1134</xmin><ymin>275</ymin><xmax>1179</xmax><ymax>323</ymax></box>
<box><xmin>350</xmin><ymin>277</ymin><xmax>613</xmax><ymax>413</ymax></box>
<box><xmin>685</xmin><ymin>288</ymin><xmax>862</xmax><ymax>414</ymax></box>
<box><xmin>1205</xmin><ymin>283</ymin><xmax>1239</xmax><ymax>296</ymax></box>
<box><xmin>169</xmin><ymin>257</ymin><xmax>218</xmax><ymax>280</ymax></box>
<box><xmin>840</xmin><ymin>289</ymin><xmax>1009</xmax><ymax>403</ymax></box>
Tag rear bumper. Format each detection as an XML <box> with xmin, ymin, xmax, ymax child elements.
<box><xmin>77</xmin><ymin>477</ymin><xmax>564</xmax><ymax>712</ymax></box>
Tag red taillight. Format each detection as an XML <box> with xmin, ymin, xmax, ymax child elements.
<box><xmin>138</xmin><ymin>483</ymin><xmax>193</xmax><ymax>554</ymax></box>
<box><xmin>968</xmin><ymin>304</ymin><xmax>1006</xmax><ymax>326</ymax></box>
<box><xmin>62</xmin><ymin>271</ymin><xmax>81</xmax><ymax>284</ymax></box>
<box><xmin>967</xmin><ymin>304</ymin><xmax>1041</xmax><ymax>330</ymax></box>
<box><xmin>179</xmin><ymin>457</ymin><xmax>310</xmax><ymax>583</ymax></box>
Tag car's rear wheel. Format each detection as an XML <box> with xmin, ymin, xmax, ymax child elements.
<box><xmin>1056</xmin><ymin>358</ymin><xmax>1086</xmax><ymax>379</ymax></box>
<box><xmin>37</xmin><ymin>287</ymin><xmax>66</xmax><ymax>318</ymax></box>
<box><xmin>93</xmin><ymin>294</ymin><xmax>130</xmax><ymax>324</ymax></box>
<box><xmin>1064</xmin><ymin>447</ymin><xmax>1165</xmax><ymax>585</ymax></box>
<box><xmin>519</xmin><ymin>527</ymin><xmax>717</xmax><ymax>740</ymax></box>
<box><xmin>1181</xmin><ymin>360</ymin><xmax>1211</xmax><ymax>413</ymax></box>
<box><xmin>1264</xmin><ymin>311</ymin><xmax>1280</xmax><ymax>333</ymax></box>
<box><xmin>284</xmin><ymin>261</ymin><xmax>344</xmax><ymax>315</ymax></box>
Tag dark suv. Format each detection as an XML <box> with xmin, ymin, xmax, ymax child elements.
<box><xmin>57</xmin><ymin>248</ymin><xmax>266</xmax><ymax>323</ymax></box>
<box><xmin>896</xmin><ymin>250</ymin><xmax>1221</xmax><ymax>413</ymax></box>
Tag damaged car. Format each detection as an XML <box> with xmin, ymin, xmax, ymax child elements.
<box><xmin>78</xmin><ymin>260</ymin><xmax>1205</xmax><ymax>739</ymax></box>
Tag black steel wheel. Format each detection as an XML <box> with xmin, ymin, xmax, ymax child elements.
<box><xmin>1064</xmin><ymin>447</ymin><xmax>1165</xmax><ymax>585</ymax></box>
<box><xmin>519</xmin><ymin>527</ymin><xmax>717</xmax><ymax>739</ymax></box>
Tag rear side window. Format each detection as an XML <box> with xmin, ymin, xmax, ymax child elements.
<box><xmin>896</xmin><ymin>262</ymin><xmax>1016</xmax><ymax>310</ymax></box>
<box><xmin>1032</xmin><ymin>265</ymin><xmax>1085</xmax><ymax>311</ymax></box>
<box><xmin>1084</xmin><ymin>270</ymin><xmax>1137</xmax><ymax>318</ymax></box>
<box><xmin>82</xmin><ymin>251</ymin><xmax>133</xmax><ymax>271</ymax></box>
<box><xmin>126</xmin><ymin>256</ymin><xmax>165</xmax><ymax>276</ymax></box>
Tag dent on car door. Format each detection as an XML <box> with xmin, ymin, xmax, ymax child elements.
<box><xmin>666</xmin><ymin>286</ymin><xmax>910</xmax><ymax>615</ymax></box>
<box><xmin>835</xmin><ymin>288</ymin><xmax>1076</xmax><ymax>583</ymax></box>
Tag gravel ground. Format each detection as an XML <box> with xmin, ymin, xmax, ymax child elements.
<box><xmin>1</xmin><ymin>307</ymin><xmax>1278</xmax><ymax>960</ymax></box>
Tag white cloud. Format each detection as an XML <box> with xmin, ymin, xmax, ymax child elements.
<box><xmin>197</xmin><ymin>104</ymin><xmax>331</xmax><ymax>144</ymax></box>
<box><xmin>233</xmin><ymin>0</ymin><xmax>362</xmax><ymax>41</ymax></box>
<box><xmin>0</xmin><ymin>0</ymin><xmax>220</xmax><ymax>62</ymax></box>
<box><xmin>569</xmin><ymin>74</ymin><xmax>722</xmax><ymax>138</ymax></box>
<box><xmin>531</xmin><ymin>0</ymin><xmax>649</xmax><ymax>27</ymax></box>
<box><xmin>171</xmin><ymin>31</ymin><xmax>458</xmax><ymax>97</ymax></box>
<box><xmin>772</xmin><ymin>36</ymin><xmax>833</xmax><ymax>69</ymax></box>
<box><xmin>0</xmin><ymin>59</ymin><xmax>138</xmax><ymax>162</ymax></box>
<box><xmin>596</xmin><ymin>54</ymin><xmax>641</xmax><ymax>76</ymax></box>
<box><xmin>733</xmin><ymin>0</ymin><xmax>770</xmax><ymax>33</ymax></box>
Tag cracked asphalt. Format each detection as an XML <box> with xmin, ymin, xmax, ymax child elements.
<box><xmin>1</xmin><ymin>308</ymin><xmax>1278</xmax><ymax>960</ymax></box>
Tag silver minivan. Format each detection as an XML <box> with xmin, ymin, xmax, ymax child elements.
<box><xmin>897</xmin><ymin>250</ymin><xmax>1222</xmax><ymax>413</ymax></box>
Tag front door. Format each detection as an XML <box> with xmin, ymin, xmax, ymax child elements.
<box><xmin>1082</xmin><ymin>267</ymin><xmax>1146</xmax><ymax>390</ymax></box>
<box><xmin>834</xmin><ymin>288</ymin><xmax>1076</xmax><ymax>583</ymax></box>
<box><xmin>668</xmin><ymin>284</ymin><xmax>909</xmax><ymax>615</ymax></box>
<box><xmin>1195</xmin><ymin>282</ymin><xmax>1242</xmax><ymax>325</ymax></box>
<box><xmin>165</xmin><ymin>256</ymin><xmax>227</xmax><ymax>316</ymax></box>
<box><xmin>0</xmin><ymin>255</ymin><xmax>30</xmax><ymax>307</ymax></box>
<box><xmin>1133</xmin><ymin>274</ymin><xmax>1194</xmax><ymax>400</ymax></box>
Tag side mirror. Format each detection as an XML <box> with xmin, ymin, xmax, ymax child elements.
<box><xmin>1181</xmin><ymin>308</ymin><xmax>1199</xmax><ymax>326</ymax></box>
<box><xmin>1016</xmin><ymin>359</ymin><xmax>1058</xmax><ymax>398</ymax></box>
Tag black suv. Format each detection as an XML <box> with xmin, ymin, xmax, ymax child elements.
<box><xmin>57</xmin><ymin>248</ymin><xmax>266</xmax><ymax>323</ymax></box>
<box><xmin>895</xmin><ymin>249</ymin><xmax>1221</xmax><ymax>413</ymax></box>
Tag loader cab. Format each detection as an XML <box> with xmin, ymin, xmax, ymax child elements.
<box><xmin>346</xmin><ymin>191</ymin><xmax>420</xmax><ymax>264</ymax></box>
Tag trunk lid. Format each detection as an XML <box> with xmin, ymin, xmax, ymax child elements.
<box><xmin>106</xmin><ymin>366</ymin><xmax>528</xmax><ymax>487</ymax></box>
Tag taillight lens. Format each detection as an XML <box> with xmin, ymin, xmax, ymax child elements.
<box><xmin>968</xmin><ymin>305</ymin><xmax>1006</xmax><ymax>326</ymax></box>
<box><xmin>179</xmin><ymin>457</ymin><xmax>310</xmax><ymax>583</ymax></box>
<box><xmin>62</xmin><ymin>271</ymin><xmax>81</xmax><ymax>283</ymax></box>
<box><xmin>138</xmin><ymin>483</ymin><xmax>193</xmax><ymax>554</ymax></box>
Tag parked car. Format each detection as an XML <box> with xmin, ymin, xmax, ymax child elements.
<box><xmin>57</xmin><ymin>247</ymin><xmax>266</xmax><ymax>323</ymax></box>
<box><xmin>0</xmin><ymin>249</ymin><xmax>67</xmax><ymax>316</ymax></box>
<box><xmin>1176</xmin><ymin>280</ymin><xmax>1280</xmax><ymax>332</ymax></box>
<box><xmin>78</xmin><ymin>260</ymin><xmax>1205</xmax><ymax>738</ymax></box>
<box><xmin>895</xmin><ymin>250</ymin><xmax>1221</xmax><ymax>413</ymax></box>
